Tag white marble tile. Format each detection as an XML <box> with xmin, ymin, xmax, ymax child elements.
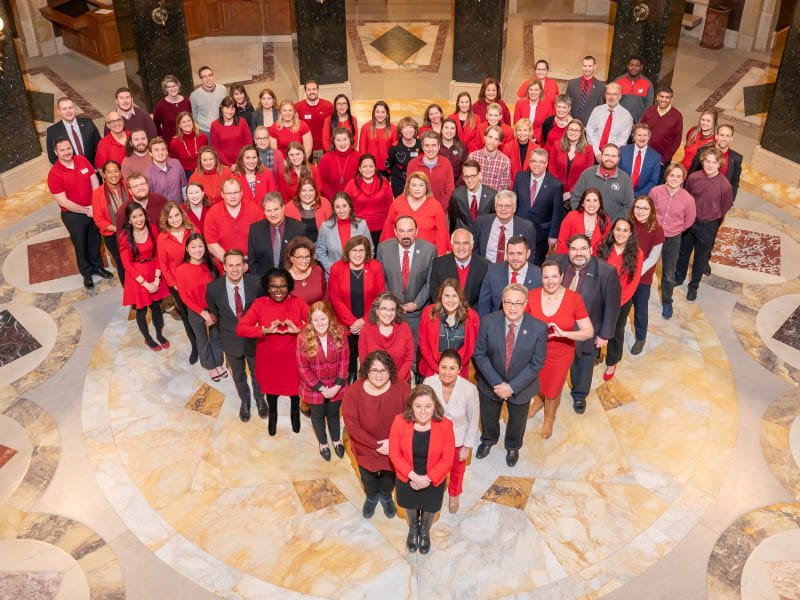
<box><xmin>740</xmin><ymin>529</ymin><xmax>800</xmax><ymax>600</ymax></box>
<box><xmin>756</xmin><ymin>294</ymin><xmax>800</xmax><ymax>371</ymax></box>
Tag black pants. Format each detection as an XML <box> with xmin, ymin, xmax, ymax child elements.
<box><xmin>61</xmin><ymin>210</ymin><xmax>102</xmax><ymax>276</ymax></box>
<box><xmin>186</xmin><ymin>310</ymin><xmax>224</xmax><ymax>369</ymax></box>
<box><xmin>675</xmin><ymin>219</ymin><xmax>719</xmax><ymax>291</ymax></box>
<box><xmin>347</xmin><ymin>334</ymin><xmax>359</xmax><ymax>376</ymax></box>
<box><xmin>606</xmin><ymin>299</ymin><xmax>632</xmax><ymax>367</ymax></box>
<box><xmin>479</xmin><ymin>395</ymin><xmax>531</xmax><ymax>450</ymax></box>
<box><xmin>369</xmin><ymin>231</ymin><xmax>381</xmax><ymax>255</ymax></box>
<box><xmin>227</xmin><ymin>352</ymin><xmax>261</xmax><ymax>403</ymax></box>
<box><xmin>532</xmin><ymin>226</ymin><xmax>549</xmax><ymax>267</ymax></box>
<box><xmin>359</xmin><ymin>466</ymin><xmax>395</xmax><ymax>499</ymax></box>
<box><xmin>570</xmin><ymin>349</ymin><xmax>598</xmax><ymax>403</ymax></box>
<box><xmin>309</xmin><ymin>399</ymin><xmax>341</xmax><ymax>444</ymax></box>
<box><xmin>660</xmin><ymin>234</ymin><xmax>682</xmax><ymax>305</ymax></box>
<box><xmin>102</xmin><ymin>233</ymin><xmax>125</xmax><ymax>284</ymax></box>
<box><xmin>170</xmin><ymin>287</ymin><xmax>198</xmax><ymax>353</ymax></box>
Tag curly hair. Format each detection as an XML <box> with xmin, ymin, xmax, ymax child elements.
<box><xmin>284</xmin><ymin>236</ymin><xmax>316</xmax><ymax>267</ymax></box>
<box><xmin>261</xmin><ymin>267</ymin><xmax>294</xmax><ymax>296</ymax></box>
<box><xmin>298</xmin><ymin>301</ymin><xmax>346</xmax><ymax>358</ymax></box>
<box><xmin>596</xmin><ymin>217</ymin><xmax>639</xmax><ymax>283</ymax></box>
<box><xmin>358</xmin><ymin>350</ymin><xmax>397</xmax><ymax>383</ymax></box>
<box><xmin>402</xmin><ymin>384</ymin><xmax>445</xmax><ymax>422</ymax></box>
<box><xmin>367</xmin><ymin>292</ymin><xmax>405</xmax><ymax>325</ymax></box>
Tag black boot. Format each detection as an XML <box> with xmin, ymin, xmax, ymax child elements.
<box><xmin>266</xmin><ymin>395</ymin><xmax>277</xmax><ymax>436</ymax></box>
<box><xmin>348</xmin><ymin>371</ymin><xmax>357</xmax><ymax>385</ymax></box>
<box><xmin>418</xmin><ymin>511</ymin><xmax>434</xmax><ymax>554</ymax></box>
<box><xmin>239</xmin><ymin>399</ymin><xmax>251</xmax><ymax>422</ymax></box>
<box><xmin>290</xmin><ymin>396</ymin><xmax>301</xmax><ymax>433</ymax></box>
<box><xmin>362</xmin><ymin>494</ymin><xmax>379</xmax><ymax>519</ymax></box>
<box><xmin>406</xmin><ymin>511</ymin><xmax>419</xmax><ymax>552</ymax></box>
<box><xmin>255</xmin><ymin>395</ymin><xmax>267</xmax><ymax>419</ymax></box>
<box><xmin>379</xmin><ymin>493</ymin><xmax>396</xmax><ymax>518</ymax></box>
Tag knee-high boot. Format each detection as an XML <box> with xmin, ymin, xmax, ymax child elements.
<box><xmin>418</xmin><ymin>510</ymin><xmax>435</xmax><ymax>554</ymax></box>
<box><xmin>541</xmin><ymin>397</ymin><xmax>561</xmax><ymax>439</ymax></box>
<box><xmin>405</xmin><ymin>510</ymin><xmax>420</xmax><ymax>552</ymax></box>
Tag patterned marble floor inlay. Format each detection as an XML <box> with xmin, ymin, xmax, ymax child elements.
<box><xmin>596</xmin><ymin>379</ymin><xmax>635</xmax><ymax>411</ymax></box>
<box><xmin>697</xmin><ymin>58</ymin><xmax>776</xmax><ymax>131</ymax></box>
<box><xmin>712</xmin><ymin>226</ymin><xmax>781</xmax><ymax>275</ymax></box>
<box><xmin>0</xmin><ymin>571</ymin><xmax>63</xmax><ymax>599</ymax></box>
<box><xmin>370</xmin><ymin>25</ymin><xmax>427</xmax><ymax>65</ymax></box>
<box><xmin>773</xmin><ymin>306</ymin><xmax>800</xmax><ymax>352</ymax></box>
<box><xmin>481</xmin><ymin>475</ymin><xmax>535</xmax><ymax>510</ymax></box>
<box><xmin>348</xmin><ymin>21</ymin><xmax>449</xmax><ymax>73</ymax></box>
<box><xmin>292</xmin><ymin>478</ymin><xmax>347</xmax><ymax>513</ymax></box>
<box><xmin>767</xmin><ymin>561</ymin><xmax>800</xmax><ymax>599</ymax></box>
<box><xmin>0</xmin><ymin>444</ymin><xmax>18</xmax><ymax>470</ymax></box>
<box><xmin>0</xmin><ymin>310</ymin><xmax>42</xmax><ymax>368</ymax></box>
<box><xmin>185</xmin><ymin>384</ymin><xmax>225</xmax><ymax>418</ymax></box>
<box><xmin>27</xmin><ymin>237</ymin><xmax>83</xmax><ymax>284</ymax></box>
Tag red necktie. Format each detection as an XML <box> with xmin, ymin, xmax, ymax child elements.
<box><xmin>511</xmin><ymin>271</ymin><xmax>518</xmax><ymax>283</ymax></box>
<box><xmin>599</xmin><ymin>109</ymin><xmax>613</xmax><ymax>149</ymax></box>
<box><xmin>505</xmin><ymin>322</ymin><xmax>516</xmax><ymax>373</ymax></box>
<box><xmin>470</xmin><ymin>194</ymin><xmax>478</xmax><ymax>221</ymax></box>
<box><xmin>496</xmin><ymin>225</ymin><xmax>506</xmax><ymax>263</ymax></box>
<box><xmin>72</xmin><ymin>124</ymin><xmax>84</xmax><ymax>156</ymax></box>
<box><xmin>530</xmin><ymin>178</ymin><xmax>538</xmax><ymax>208</ymax></box>
<box><xmin>457</xmin><ymin>264</ymin><xmax>468</xmax><ymax>289</ymax></box>
<box><xmin>632</xmin><ymin>149</ymin><xmax>642</xmax><ymax>189</ymax></box>
<box><xmin>401</xmin><ymin>250</ymin><xmax>410</xmax><ymax>293</ymax></box>
<box><xmin>234</xmin><ymin>285</ymin><xmax>243</xmax><ymax>318</ymax></box>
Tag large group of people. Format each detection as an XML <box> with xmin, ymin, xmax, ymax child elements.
<box><xmin>45</xmin><ymin>56</ymin><xmax>742</xmax><ymax>554</ymax></box>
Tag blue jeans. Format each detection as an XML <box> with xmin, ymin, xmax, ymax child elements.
<box><xmin>631</xmin><ymin>283</ymin><xmax>651</xmax><ymax>340</ymax></box>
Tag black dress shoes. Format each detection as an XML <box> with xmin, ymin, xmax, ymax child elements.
<box><xmin>239</xmin><ymin>400</ymin><xmax>251</xmax><ymax>422</ymax></box>
<box><xmin>333</xmin><ymin>443</ymin><xmax>345</xmax><ymax>459</ymax></box>
<box><xmin>83</xmin><ymin>275</ymin><xmax>95</xmax><ymax>289</ymax></box>
<box><xmin>573</xmin><ymin>397</ymin><xmax>586</xmax><ymax>414</ymax></box>
<box><xmin>255</xmin><ymin>395</ymin><xmax>268</xmax><ymax>419</ymax></box>
<box><xmin>687</xmin><ymin>287</ymin><xmax>698</xmax><ymax>301</ymax></box>
<box><xmin>319</xmin><ymin>446</ymin><xmax>331</xmax><ymax>461</ymax></box>
<box><xmin>94</xmin><ymin>268</ymin><xmax>114</xmax><ymax>279</ymax></box>
<box><xmin>506</xmin><ymin>449</ymin><xmax>519</xmax><ymax>467</ymax></box>
<box><xmin>475</xmin><ymin>442</ymin><xmax>493</xmax><ymax>459</ymax></box>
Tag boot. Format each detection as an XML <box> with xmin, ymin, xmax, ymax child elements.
<box><xmin>541</xmin><ymin>397</ymin><xmax>560</xmax><ymax>439</ymax></box>
<box><xmin>418</xmin><ymin>511</ymin><xmax>434</xmax><ymax>554</ymax></box>
<box><xmin>266</xmin><ymin>395</ymin><xmax>277</xmax><ymax>436</ymax></box>
<box><xmin>379</xmin><ymin>493</ymin><xmax>396</xmax><ymax>518</ymax></box>
<box><xmin>239</xmin><ymin>399</ymin><xmax>251</xmax><ymax>422</ymax></box>
<box><xmin>348</xmin><ymin>371</ymin><xmax>357</xmax><ymax>385</ymax></box>
<box><xmin>362</xmin><ymin>494</ymin><xmax>379</xmax><ymax>519</ymax></box>
<box><xmin>406</xmin><ymin>511</ymin><xmax>420</xmax><ymax>552</ymax></box>
<box><xmin>290</xmin><ymin>396</ymin><xmax>301</xmax><ymax>433</ymax></box>
<box><xmin>528</xmin><ymin>395</ymin><xmax>544</xmax><ymax>418</ymax></box>
<box><xmin>255</xmin><ymin>395</ymin><xmax>267</xmax><ymax>419</ymax></box>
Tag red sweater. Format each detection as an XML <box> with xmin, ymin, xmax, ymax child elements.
<box><xmin>210</xmin><ymin>119</ymin><xmax>252</xmax><ymax>166</ymax></box>
<box><xmin>418</xmin><ymin>306</ymin><xmax>480</xmax><ymax>378</ymax></box>
<box><xmin>344</xmin><ymin>176</ymin><xmax>394</xmax><ymax>232</ymax></box>
<box><xmin>283</xmin><ymin>196</ymin><xmax>333</xmax><ymax>230</ymax></box>
<box><xmin>389</xmin><ymin>415</ymin><xmax>455</xmax><ymax>485</ymax></box>
<box><xmin>318</xmin><ymin>148</ymin><xmax>359</xmax><ymax>200</ymax></box>
<box><xmin>640</xmin><ymin>105</ymin><xmax>683</xmax><ymax>164</ymax></box>
<box><xmin>380</xmin><ymin>196</ymin><xmax>451</xmax><ymax>256</ymax></box>
<box><xmin>174</xmin><ymin>261</ymin><xmax>214</xmax><ymax>314</ymax></box>
<box><xmin>156</xmin><ymin>228</ymin><xmax>191</xmax><ymax>288</ymax></box>
<box><xmin>604</xmin><ymin>246</ymin><xmax>643</xmax><ymax>305</ymax></box>
<box><xmin>277</xmin><ymin>165</ymin><xmax>322</xmax><ymax>203</ymax></box>
<box><xmin>188</xmin><ymin>167</ymin><xmax>233</xmax><ymax>205</ymax></box>
<box><xmin>328</xmin><ymin>260</ymin><xmax>386</xmax><ymax>326</ymax></box>
<box><xmin>406</xmin><ymin>156</ymin><xmax>455</xmax><ymax>214</ymax></box>
<box><xmin>548</xmin><ymin>146</ymin><xmax>596</xmax><ymax>192</ymax></box>
<box><xmin>448</xmin><ymin>113</ymin><xmax>482</xmax><ymax>153</ymax></box>
<box><xmin>358</xmin><ymin>321</ymin><xmax>415</xmax><ymax>383</ymax></box>
<box><xmin>358</xmin><ymin>123</ymin><xmax>397</xmax><ymax>170</ymax></box>
<box><xmin>321</xmin><ymin>115</ymin><xmax>358</xmax><ymax>152</ymax></box>
<box><xmin>169</xmin><ymin>132</ymin><xmax>209</xmax><ymax>172</ymax></box>
<box><xmin>556</xmin><ymin>210</ymin><xmax>610</xmax><ymax>254</ymax></box>
<box><xmin>235</xmin><ymin>171</ymin><xmax>276</xmax><ymax>208</ymax></box>
<box><xmin>634</xmin><ymin>221</ymin><xmax>665</xmax><ymax>286</ymax></box>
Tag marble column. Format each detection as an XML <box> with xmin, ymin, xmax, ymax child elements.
<box><xmin>294</xmin><ymin>0</ymin><xmax>347</xmax><ymax>85</ymax></box>
<box><xmin>608</xmin><ymin>0</ymin><xmax>686</xmax><ymax>88</ymax></box>
<box><xmin>452</xmin><ymin>0</ymin><xmax>505</xmax><ymax>83</ymax></box>
<box><xmin>759</xmin><ymin>0</ymin><xmax>800</xmax><ymax>163</ymax></box>
<box><xmin>0</xmin><ymin>0</ymin><xmax>41</xmax><ymax>174</ymax></box>
<box><xmin>110</xmin><ymin>0</ymin><xmax>193</xmax><ymax>111</ymax></box>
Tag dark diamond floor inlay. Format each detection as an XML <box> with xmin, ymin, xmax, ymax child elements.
<box><xmin>0</xmin><ymin>310</ymin><xmax>42</xmax><ymax>368</ymax></box>
<box><xmin>27</xmin><ymin>236</ymin><xmax>108</xmax><ymax>284</ymax></box>
<box><xmin>773</xmin><ymin>306</ymin><xmax>800</xmax><ymax>351</ymax></box>
<box><xmin>370</xmin><ymin>25</ymin><xmax>427</xmax><ymax>65</ymax></box>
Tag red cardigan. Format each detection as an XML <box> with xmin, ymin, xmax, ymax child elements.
<box><xmin>328</xmin><ymin>260</ymin><xmax>386</xmax><ymax>326</ymax></box>
<box><xmin>549</xmin><ymin>146</ymin><xmax>596</xmax><ymax>193</ymax></box>
<box><xmin>283</xmin><ymin>196</ymin><xmax>333</xmax><ymax>230</ymax></box>
<box><xmin>406</xmin><ymin>157</ymin><xmax>455</xmax><ymax>214</ymax></box>
<box><xmin>556</xmin><ymin>210</ymin><xmax>610</xmax><ymax>255</ymax></box>
<box><xmin>513</xmin><ymin>99</ymin><xmax>555</xmax><ymax>143</ymax></box>
<box><xmin>389</xmin><ymin>414</ymin><xmax>455</xmax><ymax>486</ymax></box>
<box><xmin>156</xmin><ymin>228</ymin><xmax>191</xmax><ymax>288</ymax></box>
<box><xmin>235</xmin><ymin>171</ymin><xmax>276</xmax><ymax>208</ymax></box>
<box><xmin>210</xmin><ymin>119</ymin><xmax>252</xmax><ymax>166</ymax></box>
<box><xmin>91</xmin><ymin>184</ymin><xmax>129</xmax><ymax>236</ymax></box>
<box><xmin>501</xmin><ymin>139</ymin><xmax>540</xmax><ymax>182</ymax></box>
<box><xmin>417</xmin><ymin>306</ymin><xmax>480</xmax><ymax>378</ymax></box>
<box><xmin>358</xmin><ymin>321</ymin><xmax>415</xmax><ymax>383</ymax></box>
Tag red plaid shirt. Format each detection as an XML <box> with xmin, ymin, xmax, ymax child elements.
<box><xmin>468</xmin><ymin>149</ymin><xmax>511</xmax><ymax>191</ymax></box>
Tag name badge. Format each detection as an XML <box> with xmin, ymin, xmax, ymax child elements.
<box><xmin>304</xmin><ymin>114</ymin><xmax>312</xmax><ymax>119</ymax></box>
<box><xmin>80</xmin><ymin>168</ymin><xmax>89</xmax><ymax>174</ymax></box>
<box><xmin>410</xmin><ymin>151</ymin><xmax>418</xmax><ymax>157</ymax></box>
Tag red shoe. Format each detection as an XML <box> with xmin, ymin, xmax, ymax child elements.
<box><xmin>157</xmin><ymin>337</ymin><xmax>170</xmax><ymax>349</ymax></box>
<box><xmin>146</xmin><ymin>341</ymin><xmax>162</xmax><ymax>352</ymax></box>
<box><xmin>603</xmin><ymin>366</ymin><xmax>616</xmax><ymax>381</ymax></box>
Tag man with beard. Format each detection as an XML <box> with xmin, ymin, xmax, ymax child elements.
<box><xmin>114</xmin><ymin>172</ymin><xmax>168</xmax><ymax>232</ymax></box>
<box><xmin>641</xmin><ymin>87</ymin><xmax>684</xmax><ymax>178</ymax></box>
<box><xmin>121</xmin><ymin>129</ymin><xmax>152</xmax><ymax>179</ymax></box>
<box><xmin>478</xmin><ymin>235</ymin><xmax>542</xmax><ymax>316</ymax></box>
<box><xmin>570</xmin><ymin>143</ymin><xmax>634</xmax><ymax>221</ymax></box>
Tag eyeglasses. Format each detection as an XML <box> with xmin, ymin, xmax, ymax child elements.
<box><xmin>254</xmin><ymin>136</ymin><xmax>269</xmax><ymax>141</ymax></box>
<box><xmin>368</xmin><ymin>368</ymin><xmax>388</xmax><ymax>375</ymax></box>
<box><xmin>503</xmin><ymin>300</ymin><xmax>525</xmax><ymax>308</ymax></box>
<box><xmin>462</xmin><ymin>173</ymin><xmax>479</xmax><ymax>179</ymax></box>
<box><xmin>293</xmin><ymin>254</ymin><xmax>312</xmax><ymax>261</ymax></box>
<box><xmin>107</xmin><ymin>118</ymin><xmax>123</xmax><ymax>124</ymax></box>
<box><xmin>378</xmin><ymin>307</ymin><xmax>396</xmax><ymax>313</ymax></box>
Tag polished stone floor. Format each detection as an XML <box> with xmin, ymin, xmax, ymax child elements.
<box><xmin>2</xmin><ymin>1</ymin><xmax>800</xmax><ymax>598</ymax></box>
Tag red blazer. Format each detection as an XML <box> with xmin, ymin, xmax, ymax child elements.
<box><xmin>556</xmin><ymin>210</ymin><xmax>610</xmax><ymax>254</ymax></box>
<box><xmin>283</xmin><ymin>196</ymin><xmax>333</xmax><ymax>230</ymax></box>
<box><xmin>418</xmin><ymin>306</ymin><xmax>480</xmax><ymax>378</ymax></box>
<box><xmin>513</xmin><ymin>99</ymin><xmax>555</xmax><ymax>143</ymax></box>
<box><xmin>91</xmin><ymin>184</ymin><xmax>129</xmax><ymax>236</ymax></box>
<box><xmin>548</xmin><ymin>146</ymin><xmax>596</xmax><ymax>193</ymax></box>
<box><xmin>448</xmin><ymin>113</ymin><xmax>482</xmax><ymax>153</ymax></box>
<box><xmin>235</xmin><ymin>171</ymin><xmax>276</xmax><ymax>208</ymax></box>
<box><xmin>328</xmin><ymin>259</ymin><xmax>386</xmax><ymax>326</ymax></box>
<box><xmin>389</xmin><ymin>415</ymin><xmax>455</xmax><ymax>486</ymax></box>
<box><xmin>501</xmin><ymin>139</ymin><xmax>540</xmax><ymax>182</ymax></box>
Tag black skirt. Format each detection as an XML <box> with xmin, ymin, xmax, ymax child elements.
<box><xmin>396</xmin><ymin>428</ymin><xmax>446</xmax><ymax>512</ymax></box>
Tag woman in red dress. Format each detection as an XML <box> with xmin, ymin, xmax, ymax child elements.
<box><xmin>174</xmin><ymin>233</ymin><xmax>226</xmax><ymax>380</ymax></box>
<box><xmin>188</xmin><ymin>147</ymin><xmax>232</xmax><ymax>205</ymax></box>
<box><xmin>183</xmin><ymin>181</ymin><xmax>211</xmax><ymax>233</ymax></box>
<box><xmin>118</xmin><ymin>203</ymin><xmax>171</xmax><ymax>350</ymax></box>
<box><xmin>318</xmin><ymin>128</ymin><xmax>358</xmax><ymax>200</ymax></box>
<box><xmin>597</xmin><ymin>217</ymin><xmax>644</xmax><ymax>382</ymax></box>
<box><xmin>473</xmin><ymin>77</ymin><xmax>512</xmax><ymax>125</ymax></box>
<box><xmin>681</xmin><ymin>110</ymin><xmax>717</xmax><ymax>170</ymax></box>
<box><xmin>525</xmin><ymin>260</ymin><xmax>594</xmax><ymax>438</ymax></box>
<box><xmin>344</xmin><ymin>154</ymin><xmax>394</xmax><ymax>249</ymax></box>
<box><xmin>170</xmin><ymin>112</ymin><xmax>209</xmax><ymax>180</ymax></box>
<box><xmin>358</xmin><ymin>101</ymin><xmax>396</xmax><ymax>178</ymax></box>
<box><xmin>278</xmin><ymin>142</ymin><xmax>322</xmax><ymax>202</ymax></box>
<box><xmin>296</xmin><ymin>300</ymin><xmax>349</xmax><ymax>460</ymax></box>
<box><xmin>556</xmin><ymin>188</ymin><xmax>611</xmax><ymax>254</ymax></box>
<box><xmin>210</xmin><ymin>96</ymin><xmax>252</xmax><ymax>167</ymax></box>
<box><xmin>514</xmin><ymin>79</ymin><xmax>555</xmax><ymax>144</ymax></box>
<box><xmin>549</xmin><ymin>119</ymin><xmax>595</xmax><ymax>201</ymax></box>
<box><xmin>283</xmin><ymin>177</ymin><xmax>332</xmax><ymax>243</ymax></box>
<box><xmin>449</xmin><ymin>92</ymin><xmax>482</xmax><ymax>152</ymax></box>
<box><xmin>418</xmin><ymin>279</ymin><xmax>480</xmax><ymax>379</ymax></box>
<box><xmin>232</xmin><ymin>145</ymin><xmax>276</xmax><ymax>208</ymax></box>
<box><xmin>285</xmin><ymin>236</ymin><xmax>326</xmax><ymax>305</ymax></box>
<box><xmin>269</xmin><ymin>100</ymin><xmax>313</xmax><ymax>157</ymax></box>
<box><xmin>358</xmin><ymin>292</ymin><xmax>415</xmax><ymax>383</ymax></box>
<box><xmin>322</xmin><ymin>94</ymin><xmax>358</xmax><ymax>151</ymax></box>
<box><xmin>236</xmin><ymin>267</ymin><xmax>310</xmax><ymax>436</ymax></box>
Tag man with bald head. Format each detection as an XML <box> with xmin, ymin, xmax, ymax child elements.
<box><xmin>94</xmin><ymin>111</ymin><xmax>129</xmax><ymax>169</ymax></box>
<box><xmin>429</xmin><ymin>228</ymin><xmax>490</xmax><ymax>308</ymax></box>
<box><xmin>585</xmin><ymin>83</ymin><xmax>634</xmax><ymax>161</ymax></box>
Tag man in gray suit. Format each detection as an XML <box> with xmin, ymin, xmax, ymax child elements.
<box><xmin>376</xmin><ymin>215</ymin><xmax>435</xmax><ymax>381</ymax></box>
<box><xmin>566</xmin><ymin>56</ymin><xmax>606</xmax><ymax>123</ymax></box>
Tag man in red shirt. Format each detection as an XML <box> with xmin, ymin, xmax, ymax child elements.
<box><xmin>205</xmin><ymin>178</ymin><xmax>263</xmax><ymax>263</ymax></box>
<box><xmin>47</xmin><ymin>138</ymin><xmax>113</xmax><ymax>289</ymax></box>
<box><xmin>407</xmin><ymin>131</ymin><xmax>455</xmax><ymax>213</ymax></box>
<box><xmin>95</xmin><ymin>112</ymin><xmax>129</xmax><ymax>170</ymax></box>
<box><xmin>295</xmin><ymin>81</ymin><xmax>333</xmax><ymax>163</ymax></box>
<box><xmin>613</xmin><ymin>56</ymin><xmax>654</xmax><ymax>124</ymax></box>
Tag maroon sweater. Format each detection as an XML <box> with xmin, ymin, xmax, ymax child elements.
<box><xmin>641</xmin><ymin>105</ymin><xmax>683</xmax><ymax>165</ymax></box>
<box><xmin>685</xmin><ymin>171</ymin><xmax>733</xmax><ymax>222</ymax></box>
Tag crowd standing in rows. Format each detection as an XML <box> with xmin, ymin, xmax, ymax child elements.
<box><xmin>45</xmin><ymin>56</ymin><xmax>742</xmax><ymax>553</ymax></box>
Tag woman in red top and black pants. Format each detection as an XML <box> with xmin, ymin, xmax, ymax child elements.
<box><xmin>389</xmin><ymin>384</ymin><xmax>455</xmax><ymax>554</ymax></box>
<box><xmin>596</xmin><ymin>217</ymin><xmax>643</xmax><ymax>381</ymax></box>
<box><xmin>629</xmin><ymin>196</ymin><xmax>665</xmax><ymax>353</ymax></box>
<box><xmin>91</xmin><ymin>160</ymin><xmax>129</xmax><ymax>284</ymax></box>
<box><xmin>174</xmin><ymin>233</ymin><xmax>226</xmax><ymax>381</ymax></box>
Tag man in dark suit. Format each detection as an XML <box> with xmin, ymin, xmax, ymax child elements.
<box><xmin>473</xmin><ymin>283</ymin><xmax>547</xmax><ymax>466</ymax></box>
<box><xmin>474</xmin><ymin>190</ymin><xmax>536</xmax><ymax>262</ymax></box>
<box><xmin>513</xmin><ymin>148</ymin><xmax>564</xmax><ymax>266</ymax></box>
<box><xmin>551</xmin><ymin>234</ymin><xmax>621</xmax><ymax>414</ymax></box>
<box><xmin>206</xmin><ymin>249</ymin><xmax>265</xmax><ymax>424</ymax></box>
<box><xmin>566</xmin><ymin>56</ymin><xmax>606</xmax><ymax>123</ymax></box>
<box><xmin>429</xmin><ymin>228</ymin><xmax>489</xmax><ymax>307</ymax></box>
<box><xmin>247</xmin><ymin>192</ymin><xmax>307</xmax><ymax>276</ymax></box>
<box><xmin>449</xmin><ymin>159</ymin><xmax>496</xmax><ymax>232</ymax></box>
<box><xmin>619</xmin><ymin>123</ymin><xmax>662</xmax><ymax>197</ymax></box>
<box><xmin>46</xmin><ymin>97</ymin><xmax>101</xmax><ymax>166</ymax></box>
<box><xmin>478</xmin><ymin>236</ymin><xmax>542</xmax><ymax>316</ymax></box>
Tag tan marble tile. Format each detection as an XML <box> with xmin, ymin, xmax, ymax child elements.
<box><xmin>481</xmin><ymin>475</ymin><xmax>535</xmax><ymax>510</ymax></box>
<box><xmin>185</xmin><ymin>384</ymin><xmax>225</xmax><ymax>418</ymax></box>
<box><xmin>292</xmin><ymin>478</ymin><xmax>347</xmax><ymax>514</ymax></box>
<box><xmin>0</xmin><ymin>182</ymin><xmax>54</xmax><ymax>230</ymax></box>
<box><xmin>596</xmin><ymin>380</ymin><xmax>635</xmax><ymax>411</ymax></box>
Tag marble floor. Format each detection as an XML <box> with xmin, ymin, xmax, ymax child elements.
<box><xmin>2</xmin><ymin>2</ymin><xmax>800</xmax><ymax>598</ymax></box>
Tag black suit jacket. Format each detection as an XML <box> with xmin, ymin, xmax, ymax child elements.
<box><xmin>246</xmin><ymin>217</ymin><xmax>307</xmax><ymax>277</ymax></box>
<box><xmin>205</xmin><ymin>274</ymin><xmax>261</xmax><ymax>357</ymax></box>
<box><xmin>429</xmin><ymin>252</ymin><xmax>490</xmax><ymax>307</ymax></box>
<box><xmin>46</xmin><ymin>118</ymin><xmax>101</xmax><ymax>166</ymax></box>
<box><xmin>551</xmin><ymin>254</ymin><xmax>621</xmax><ymax>355</ymax></box>
<box><xmin>689</xmin><ymin>149</ymin><xmax>743</xmax><ymax>200</ymax></box>
<box><xmin>448</xmin><ymin>185</ymin><xmax>497</xmax><ymax>232</ymax></box>
<box><xmin>473</xmin><ymin>215</ymin><xmax>536</xmax><ymax>261</ymax></box>
<box><xmin>566</xmin><ymin>77</ymin><xmax>606</xmax><ymax>123</ymax></box>
<box><xmin>473</xmin><ymin>311</ymin><xmax>548</xmax><ymax>404</ymax></box>
<box><xmin>513</xmin><ymin>171</ymin><xmax>564</xmax><ymax>240</ymax></box>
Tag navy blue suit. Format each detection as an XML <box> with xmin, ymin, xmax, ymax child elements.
<box><xmin>619</xmin><ymin>145</ymin><xmax>662</xmax><ymax>197</ymax></box>
<box><xmin>473</xmin><ymin>215</ymin><xmax>536</xmax><ymax>262</ymax></box>
<box><xmin>513</xmin><ymin>171</ymin><xmax>564</xmax><ymax>265</ymax></box>
<box><xmin>478</xmin><ymin>261</ymin><xmax>542</xmax><ymax>316</ymax></box>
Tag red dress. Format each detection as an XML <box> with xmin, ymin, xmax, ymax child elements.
<box><xmin>358</xmin><ymin>123</ymin><xmax>397</xmax><ymax>170</ymax></box>
<box><xmin>118</xmin><ymin>226</ymin><xmax>170</xmax><ymax>308</ymax></box>
<box><xmin>526</xmin><ymin>288</ymin><xmax>588</xmax><ymax>398</ymax></box>
<box><xmin>236</xmin><ymin>295</ymin><xmax>309</xmax><ymax>395</ymax></box>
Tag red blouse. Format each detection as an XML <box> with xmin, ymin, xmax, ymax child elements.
<box><xmin>556</xmin><ymin>210</ymin><xmax>611</xmax><ymax>254</ymax></box>
<box><xmin>321</xmin><ymin>115</ymin><xmax>359</xmax><ymax>152</ymax></box>
<box><xmin>210</xmin><ymin>119</ymin><xmax>252</xmax><ymax>166</ymax></box>
<box><xmin>358</xmin><ymin>321</ymin><xmax>415</xmax><ymax>383</ymax></box>
<box><xmin>156</xmin><ymin>228</ymin><xmax>191</xmax><ymax>288</ymax></box>
<box><xmin>603</xmin><ymin>246</ymin><xmax>644</xmax><ymax>305</ymax></box>
<box><xmin>358</xmin><ymin>123</ymin><xmax>397</xmax><ymax>170</ymax></box>
<box><xmin>169</xmin><ymin>132</ymin><xmax>209</xmax><ymax>172</ymax></box>
<box><xmin>268</xmin><ymin>121</ymin><xmax>311</xmax><ymax>154</ymax></box>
